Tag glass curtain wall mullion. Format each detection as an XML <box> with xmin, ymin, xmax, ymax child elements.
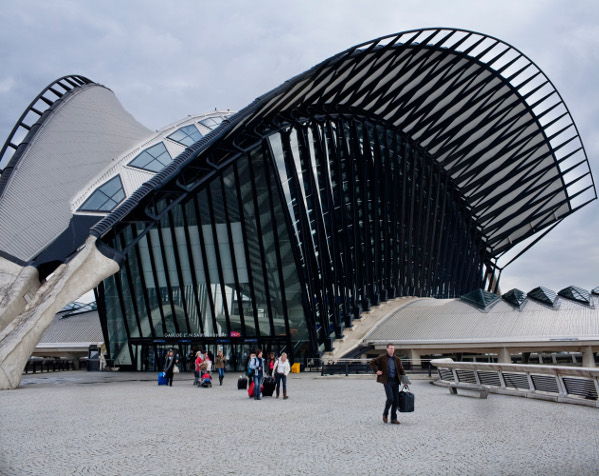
<box><xmin>260</xmin><ymin>142</ymin><xmax>291</xmax><ymax>337</ymax></box>
<box><xmin>179</xmin><ymin>206</ymin><xmax>205</xmax><ymax>335</ymax></box>
<box><xmin>369</xmin><ymin>124</ymin><xmax>382</xmax><ymax>303</ymax></box>
<box><xmin>217</xmin><ymin>173</ymin><xmax>247</xmax><ymax>335</ymax></box>
<box><xmin>426</xmin><ymin>168</ymin><xmax>444</xmax><ymax>295</ymax></box>
<box><xmin>205</xmin><ymin>180</ymin><xmax>233</xmax><ymax>337</ymax></box>
<box><xmin>390</xmin><ymin>131</ymin><xmax>403</xmax><ymax>296</ymax></box>
<box><xmin>131</xmin><ymin>228</ymin><xmax>157</xmax><ymax>337</ymax></box>
<box><xmin>296</xmin><ymin>125</ymin><xmax>340</xmax><ymax>338</ymax></box>
<box><xmin>281</xmin><ymin>129</ymin><xmax>332</xmax><ymax>350</ymax></box>
<box><xmin>94</xmin><ymin>284</ymin><xmax>111</xmax><ymax>358</ymax></box>
<box><xmin>416</xmin><ymin>149</ymin><xmax>428</xmax><ymax>295</ymax></box>
<box><xmin>155</xmin><ymin>220</ymin><xmax>182</xmax><ymax>334</ymax></box>
<box><xmin>246</xmin><ymin>150</ymin><xmax>275</xmax><ymax>336</ymax></box>
<box><xmin>265</xmin><ymin>136</ymin><xmax>320</xmax><ymax>355</ymax></box>
<box><xmin>117</xmin><ymin>231</ymin><xmax>143</xmax><ymax>338</ymax></box>
<box><xmin>191</xmin><ymin>194</ymin><xmax>220</xmax><ymax>337</ymax></box>
<box><xmin>142</xmin><ymin>231</ymin><xmax>168</xmax><ymax>335</ymax></box>
<box><xmin>334</xmin><ymin>120</ymin><xmax>360</xmax><ymax>318</ymax></box>
<box><xmin>166</xmin><ymin>210</ymin><xmax>193</xmax><ymax>334</ymax></box>
<box><xmin>359</xmin><ymin>121</ymin><xmax>376</xmax><ymax>305</ymax></box>
<box><xmin>113</xmin><ymin>269</ymin><xmax>136</xmax><ymax>365</ymax></box>
<box><xmin>233</xmin><ymin>161</ymin><xmax>258</xmax><ymax>336</ymax></box>
<box><xmin>346</xmin><ymin>121</ymin><xmax>366</xmax><ymax>310</ymax></box>
<box><xmin>313</xmin><ymin>122</ymin><xmax>350</xmax><ymax>328</ymax></box>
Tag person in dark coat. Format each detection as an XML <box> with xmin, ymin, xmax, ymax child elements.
<box><xmin>163</xmin><ymin>349</ymin><xmax>179</xmax><ymax>387</ymax></box>
<box><xmin>369</xmin><ymin>344</ymin><xmax>409</xmax><ymax>424</ymax></box>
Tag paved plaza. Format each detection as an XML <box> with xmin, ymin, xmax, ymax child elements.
<box><xmin>1</xmin><ymin>372</ymin><xmax>599</xmax><ymax>475</ymax></box>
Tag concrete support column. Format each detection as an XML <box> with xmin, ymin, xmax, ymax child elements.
<box><xmin>582</xmin><ymin>346</ymin><xmax>596</xmax><ymax>368</ymax></box>
<box><xmin>498</xmin><ymin>348</ymin><xmax>512</xmax><ymax>364</ymax></box>
<box><xmin>409</xmin><ymin>349</ymin><xmax>421</xmax><ymax>369</ymax></box>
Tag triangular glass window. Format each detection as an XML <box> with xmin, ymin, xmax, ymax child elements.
<box><xmin>558</xmin><ymin>286</ymin><xmax>591</xmax><ymax>305</ymax></box>
<box><xmin>79</xmin><ymin>175</ymin><xmax>125</xmax><ymax>212</ymax></box>
<box><xmin>461</xmin><ymin>289</ymin><xmax>500</xmax><ymax>310</ymax></box>
<box><xmin>128</xmin><ymin>142</ymin><xmax>172</xmax><ymax>172</ymax></box>
<box><xmin>502</xmin><ymin>288</ymin><xmax>527</xmax><ymax>308</ymax></box>
<box><xmin>167</xmin><ymin>124</ymin><xmax>202</xmax><ymax>146</ymax></box>
<box><xmin>527</xmin><ymin>286</ymin><xmax>558</xmax><ymax>307</ymax></box>
<box><xmin>198</xmin><ymin>116</ymin><xmax>224</xmax><ymax>130</ymax></box>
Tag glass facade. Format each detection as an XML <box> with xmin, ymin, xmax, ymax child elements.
<box><xmin>128</xmin><ymin>142</ymin><xmax>172</xmax><ymax>172</ymax></box>
<box><xmin>79</xmin><ymin>175</ymin><xmax>125</xmax><ymax>212</ymax></box>
<box><xmin>167</xmin><ymin>124</ymin><xmax>202</xmax><ymax>146</ymax></box>
<box><xmin>97</xmin><ymin>114</ymin><xmax>485</xmax><ymax>368</ymax></box>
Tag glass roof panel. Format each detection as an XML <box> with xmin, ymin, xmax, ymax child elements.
<box><xmin>167</xmin><ymin>124</ymin><xmax>202</xmax><ymax>146</ymax></box>
<box><xmin>502</xmin><ymin>288</ymin><xmax>527</xmax><ymax>308</ymax></box>
<box><xmin>460</xmin><ymin>289</ymin><xmax>501</xmax><ymax>310</ymax></box>
<box><xmin>78</xmin><ymin>175</ymin><xmax>125</xmax><ymax>212</ymax></box>
<box><xmin>128</xmin><ymin>142</ymin><xmax>172</xmax><ymax>172</ymax></box>
<box><xmin>527</xmin><ymin>286</ymin><xmax>558</xmax><ymax>307</ymax></box>
<box><xmin>558</xmin><ymin>286</ymin><xmax>591</xmax><ymax>305</ymax></box>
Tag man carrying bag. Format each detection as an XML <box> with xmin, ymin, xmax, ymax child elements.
<box><xmin>369</xmin><ymin>344</ymin><xmax>412</xmax><ymax>424</ymax></box>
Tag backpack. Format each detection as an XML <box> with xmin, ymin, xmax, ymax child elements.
<box><xmin>246</xmin><ymin>359</ymin><xmax>254</xmax><ymax>378</ymax></box>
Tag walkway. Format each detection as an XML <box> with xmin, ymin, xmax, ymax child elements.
<box><xmin>1</xmin><ymin>372</ymin><xmax>598</xmax><ymax>475</ymax></box>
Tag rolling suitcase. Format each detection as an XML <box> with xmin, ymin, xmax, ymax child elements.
<box><xmin>398</xmin><ymin>388</ymin><xmax>415</xmax><ymax>412</ymax></box>
<box><xmin>248</xmin><ymin>380</ymin><xmax>255</xmax><ymax>398</ymax></box>
<box><xmin>238</xmin><ymin>376</ymin><xmax>248</xmax><ymax>389</ymax></box>
<box><xmin>157</xmin><ymin>372</ymin><xmax>168</xmax><ymax>386</ymax></box>
<box><xmin>262</xmin><ymin>376</ymin><xmax>276</xmax><ymax>397</ymax></box>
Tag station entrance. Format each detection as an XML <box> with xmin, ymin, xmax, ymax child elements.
<box><xmin>128</xmin><ymin>337</ymin><xmax>293</xmax><ymax>373</ymax></box>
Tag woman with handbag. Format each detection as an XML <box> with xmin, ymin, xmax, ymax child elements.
<box><xmin>163</xmin><ymin>349</ymin><xmax>179</xmax><ymax>387</ymax></box>
<box><xmin>215</xmin><ymin>350</ymin><xmax>227</xmax><ymax>386</ymax></box>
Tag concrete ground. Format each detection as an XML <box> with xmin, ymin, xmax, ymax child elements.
<box><xmin>1</xmin><ymin>371</ymin><xmax>599</xmax><ymax>475</ymax></box>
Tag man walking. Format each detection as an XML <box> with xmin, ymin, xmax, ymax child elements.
<box><xmin>369</xmin><ymin>343</ymin><xmax>407</xmax><ymax>424</ymax></box>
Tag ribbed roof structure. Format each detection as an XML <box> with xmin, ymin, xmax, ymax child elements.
<box><xmin>90</xmin><ymin>28</ymin><xmax>595</xmax><ymax>269</ymax></box>
<box><xmin>365</xmin><ymin>295</ymin><xmax>599</xmax><ymax>344</ymax></box>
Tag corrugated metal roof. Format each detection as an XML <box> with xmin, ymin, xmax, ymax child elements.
<box><xmin>365</xmin><ymin>295</ymin><xmax>599</xmax><ymax>343</ymax></box>
<box><xmin>0</xmin><ymin>85</ymin><xmax>150</xmax><ymax>262</ymax></box>
<box><xmin>39</xmin><ymin>310</ymin><xmax>103</xmax><ymax>344</ymax></box>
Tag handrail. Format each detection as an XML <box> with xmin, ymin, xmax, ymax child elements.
<box><xmin>431</xmin><ymin>359</ymin><xmax>599</xmax><ymax>407</ymax></box>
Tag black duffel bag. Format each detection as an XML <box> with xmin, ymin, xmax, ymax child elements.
<box><xmin>398</xmin><ymin>387</ymin><xmax>415</xmax><ymax>412</ymax></box>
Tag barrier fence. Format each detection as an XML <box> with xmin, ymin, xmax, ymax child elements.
<box><xmin>431</xmin><ymin>359</ymin><xmax>599</xmax><ymax>408</ymax></box>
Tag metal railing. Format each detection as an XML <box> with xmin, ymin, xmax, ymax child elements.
<box><xmin>320</xmin><ymin>358</ymin><xmax>435</xmax><ymax>376</ymax></box>
<box><xmin>431</xmin><ymin>359</ymin><xmax>599</xmax><ymax>408</ymax></box>
<box><xmin>23</xmin><ymin>358</ymin><xmax>76</xmax><ymax>374</ymax></box>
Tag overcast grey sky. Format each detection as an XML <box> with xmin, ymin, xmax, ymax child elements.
<box><xmin>1</xmin><ymin>0</ymin><xmax>598</xmax><ymax>293</ymax></box>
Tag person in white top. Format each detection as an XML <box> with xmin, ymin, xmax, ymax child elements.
<box><xmin>273</xmin><ymin>352</ymin><xmax>291</xmax><ymax>399</ymax></box>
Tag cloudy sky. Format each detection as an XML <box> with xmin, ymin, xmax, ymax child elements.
<box><xmin>1</xmin><ymin>0</ymin><xmax>598</xmax><ymax>294</ymax></box>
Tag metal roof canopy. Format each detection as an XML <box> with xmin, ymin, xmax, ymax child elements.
<box><xmin>90</xmin><ymin>28</ymin><xmax>595</xmax><ymax>275</ymax></box>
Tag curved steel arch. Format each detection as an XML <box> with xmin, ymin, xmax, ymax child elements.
<box><xmin>91</xmin><ymin>28</ymin><xmax>595</xmax><ymax>263</ymax></box>
<box><xmin>0</xmin><ymin>75</ymin><xmax>94</xmax><ymax>200</ymax></box>
<box><xmin>88</xmin><ymin>28</ymin><xmax>596</xmax><ymax>361</ymax></box>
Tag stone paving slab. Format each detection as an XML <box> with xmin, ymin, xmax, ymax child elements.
<box><xmin>1</xmin><ymin>373</ymin><xmax>599</xmax><ymax>475</ymax></box>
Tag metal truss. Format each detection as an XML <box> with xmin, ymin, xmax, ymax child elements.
<box><xmin>88</xmin><ymin>28</ymin><xmax>596</xmax><ymax>361</ymax></box>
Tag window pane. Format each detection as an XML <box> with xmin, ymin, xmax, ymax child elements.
<box><xmin>128</xmin><ymin>142</ymin><xmax>172</xmax><ymax>172</ymax></box>
<box><xmin>79</xmin><ymin>175</ymin><xmax>125</xmax><ymax>212</ymax></box>
<box><xmin>168</xmin><ymin>125</ymin><xmax>203</xmax><ymax>146</ymax></box>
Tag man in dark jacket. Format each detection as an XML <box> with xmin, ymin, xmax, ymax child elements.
<box><xmin>369</xmin><ymin>343</ymin><xmax>406</xmax><ymax>424</ymax></box>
